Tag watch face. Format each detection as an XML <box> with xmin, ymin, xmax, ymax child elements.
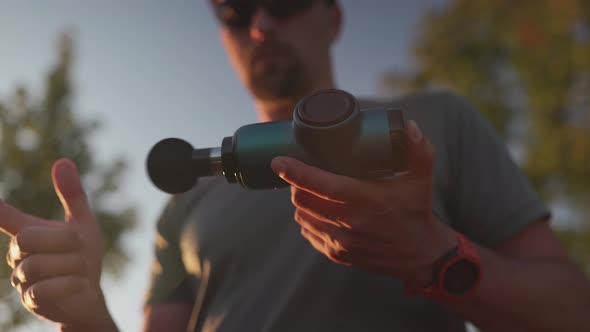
<box><xmin>443</xmin><ymin>258</ymin><xmax>480</xmax><ymax>295</ymax></box>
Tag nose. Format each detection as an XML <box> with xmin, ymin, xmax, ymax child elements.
<box><xmin>250</xmin><ymin>8</ymin><xmax>275</xmax><ymax>42</ymax></box>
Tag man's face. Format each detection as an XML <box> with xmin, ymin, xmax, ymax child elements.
<box><xmin>212</xmin><ymin>0</ymin><xmax>340</xmax><ymax>101</ymax></box>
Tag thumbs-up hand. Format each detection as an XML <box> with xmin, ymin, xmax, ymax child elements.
<box><xmin>1</xmin><ymin>159</ymin><xmax>118</xmax><ymax>331</ymax></box>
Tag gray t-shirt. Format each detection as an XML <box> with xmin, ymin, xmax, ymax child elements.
<box><xmin>144</xmin><ymin>91</ymin><xmax>550</xmax><ymax>331</ymax></box>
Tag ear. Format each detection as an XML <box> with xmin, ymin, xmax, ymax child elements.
<box><xmin>327</xmin><ymin>3</ymin><xmax>343</xmax><ymax>44</ymax></box>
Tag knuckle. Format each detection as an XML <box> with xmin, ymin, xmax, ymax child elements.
<box><xmin>80</xmin><ymin>274</ymin><xmax>90</xmax><ymax>285</ymax></box>
<box><xmin>293</xmin><ymin>209</ymin><xmax>302</xmax><ymax>222</ymax></box>
<box><xmin>290</xmin><ymin>190</ymin><xmax>301</xmax><ymax>207</ymax></box>
<box><xmin>62</xmin><ymin>228</ymin><xmax>82</xmax><ymax>247</ymax></box>
<box><xmin>370</xmin><ymin>190</ymin><xmax>397</xmax><ymax>211</ymax></box>
<box><xmin>19</xmin><ymin>256</ymin><xmax>40</xmax><ymax>283</ymax></box>
<box><xmin>337</xmin><ymin>235</ymin><xmax>353</xmax><ymax>250</ymax></box>
<box><xmin>291</xmin><ymin>190</ymin><xmax>310</xmax><ymax>208</ymax></box>
<box><xmin>72</xmin><ymin>255</ymin><xmax>87</xmax><ymax>274</ymax></box>
<box><xmin>14</xmin><ymin>231</ymin><xmax>31</xmax><ymax>253</ymax></box>
<box><xmin>22</xmin><ymin>284</ymin><xmax>39</xmax><ymax>307</ymax></box>
<box><xmin>293</xmin><ymin>210</ymin><xmax>311</xmax><ymax>227</ymax></box>
<box><xmin>299</xmin><ymin>227</ymin><xmax>307</xmax><ymax>236</ymax></box>
<box><xmin>10</xmin><ymin>269</ymin><xmax>20</xmax><ymax>289</ymax></box>
<box><xmin>7</xmin><ymin>237</ymin><xmax>24</xmax><ymax>268</ymax></box>
<box><xmin>79</xmin><ymin>277</ymin><xmax>90</xmax><ymax>290</ymax></box>
<box><xmin>325</xmin><ymin>250</ymin><xmax>339</xmax><ymax>262</ymax></box>
<box><xmin>368</xmin><ymin>197</ymin><xmax>390</xmax><ymax>213</ymax></box>
<box><xmin>64</xmin><ymin>276</ymin><xmax>88</xmax><ymax>296</ymax></box>
<box><xmin>324</xmin><ymin>183</ymin><xmax>342</xmax><ymax>201</ymax></box>
<box><xmin>339</xmin><ymin>231</ymin><xmax>362</xmax><ymax>252</ymax></box>
<box><xmin>326</xmin><ymin>249</ymin><xmax>349</xmax><ymax>265</ymax></box>
<box><xmin>6</xmin><ymin>246</ymin><xmax>14</xmax><ymax>268</ymax></box>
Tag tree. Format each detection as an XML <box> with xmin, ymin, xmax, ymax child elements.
<box><xmin>0</xmin><ymin>31</ymin><xmax>136</xmax><ymax>329</ymax></box>
<box><xmin>383</xmin><ymin>0</ymin><xmax>590</xmax><ymax>272</ymax></box>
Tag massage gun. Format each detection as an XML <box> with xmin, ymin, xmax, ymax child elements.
<box><xmin>146</xmin><ymin>89</ymin><xmax>408</xmax><ymax>194</ymax></box>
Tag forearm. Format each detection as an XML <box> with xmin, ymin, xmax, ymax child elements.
<box><xmin>442</xmin><ymin>244</ymin><xmax>590</xmax><ymax>331</ymax></box>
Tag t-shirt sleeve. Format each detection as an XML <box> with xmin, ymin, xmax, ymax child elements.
<box><xmin>444</xmin><ymin>93</ymin><xmax>551</xmax><ymax>248</ymax></box>
<box><xmin>143</xmin><ymin>195</ymin><xmax>196</xmax><ymax>306</ymax></box>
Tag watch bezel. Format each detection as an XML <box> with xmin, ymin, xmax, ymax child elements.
<box><xmin>403</xmin><ymin>232</ymin><xmax>482</xmax><ymax>299</ymax></box>
<box><xmin>439</xmin><ymin>256</ymin><xmax>481</xmax><ymax>296</ymax></box>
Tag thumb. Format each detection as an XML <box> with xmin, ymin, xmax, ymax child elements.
<box><xmin>52</xmin><ymin>158</ymin><xmax>93</xmax><ymax>223</ymax></box>
<box><xmin>404</xmin><ymin>120</ymin><xmax>435</xmax><ymax>179</ymax></box>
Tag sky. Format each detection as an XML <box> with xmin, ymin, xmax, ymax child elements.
<box><xmin>1</xmin><ymin>1</ymin><xmax>446</xmax><ymax>331</ymax></box>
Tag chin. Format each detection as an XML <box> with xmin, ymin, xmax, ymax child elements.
<box><xmin>250</xmin><ymin>76</ymin><xmax>301</xmax><ymax>101</ymax></box>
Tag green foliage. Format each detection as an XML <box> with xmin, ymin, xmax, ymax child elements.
<box><xmin>0</xmin><ymin>32</ymin><xmax>136</xmax><ymax>328</ymax></box>
<box><xmin>558</xmin><ymin>230</ymin><xmax>590</xmax><ymax>275</ymax></box>
<box><xmin>384</xmin><ymin>0</ymin><xmax>590</xmax><ymax>270</ymax></box>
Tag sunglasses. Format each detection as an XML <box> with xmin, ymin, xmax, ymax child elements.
<box><xmin>211</xmin><ymin>0</ymin><xmax>318</xmax><ymax>28</ymax></box>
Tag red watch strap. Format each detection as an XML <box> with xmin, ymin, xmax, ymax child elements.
<box><xmin>404</xmin><ymin>231</ymin><xmax>481</xmax><ymax>300</ymax></box>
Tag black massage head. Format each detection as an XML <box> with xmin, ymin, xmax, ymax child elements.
<box><xmin>146</xmin><ymin>138</ymin><xmax>197</xmax><ymax>194</ymax></box>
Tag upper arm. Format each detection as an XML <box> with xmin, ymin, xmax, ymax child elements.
<box><xmin>443</xmin><ymin>93</ymin><xmax>551</xmax><ymax>248</ymax></box>
<box><xmin>143</xmin><ymin>303</ymin><xmax>194</xmax><ymax>332</ymax></box>
<box><xmin>496</xmin><ymin>217</ymin><xmax>570</xmax><ymax>261</ymax></box>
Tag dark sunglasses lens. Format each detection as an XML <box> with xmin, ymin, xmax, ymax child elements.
<box><xmin>214</xmin><ymin>0</ymin><xmax>317</xmax><ymax>27</ymax></box>
<box><xmin>214</xmin><ymin>0</ymin><xmax>256</xmax><ymax>28</ymax></box>
<box><xmin>264</xmin><ymin>0</ymin><xmax>315</xmax><ymax>19</ymax></box>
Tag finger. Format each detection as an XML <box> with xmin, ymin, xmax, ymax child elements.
<box><xmin>12</xmin><ymin>253</ymin><xmax>87</xmax><ymax>292</ymax></box>
<box><xmin>6</xmin><ymin>224</ymin><xmax>82</xmax><ymax>269</ymax></box>
<box><xmin>294</xmin><ymin>208</ymin><xmax>354</xmax><ymax>257</ymax></box>
<box><xmin>300</xmin><ymin>226</ymin><xmax>352</xmax><ymax>266</ymax></box>
<box><xmin>295</xmin><ymin>208</ymin><xmax>355</xmax><ymax>247</ymax></box>
<box><xmin>22</xmin><ymin>275</ymin><xmax>88</xmax><ymax>311</ymax></box>
<box><xmin>0</xmin><ymin>200</ymin><xmax>46</xmax><ymax>237</ymax></box>
<box><xmin>300</xmin><ymin>227</ymin><xmax>327</xmax><ymax>254</ymax></box>
<box><xmin>271</xmin><ymin>157</ymin><xmax>369</xmax><ymax>203</ymax></box>
<box><xmin>294</xmin><ymin>209</ymin><xmax>338</xmax><ymax>237</ymax></box>
<box><xmin>7</xmin><ymin>225</ymin><xmax>81</xmax><ymax>269</ymax></box>
<box><xmin>7</xmin><ymin>236</ymin><xmax>28</xmax><ymax>269</ymax></box>
<box><xmin>291</xmin><ymin>187</ymin><xmax>352</xmax><ymax>228</ymax></box>
<box><xmin>404</xmin><ymin>120</ymin><xmax>435</xmax><ymax>178</ymax></box>
<box><xmin>14</xmin><ymin>226</ymin><xmax>82</xmax><ymax>255</ymax></box>
<box><xmin>52</xmin><ymin>159</ymin><xmax>93</xmax><ymax>223</ymax></box>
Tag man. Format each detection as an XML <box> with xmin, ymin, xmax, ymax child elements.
<box><xmin>1</xmin><ymin>1</ymin><xmax>590</xmax><ymax>331</ymax></box>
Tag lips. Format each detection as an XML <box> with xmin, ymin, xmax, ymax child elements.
<box><xmin>252</xmin><ymin>51</ymin><xmax>281</xmax><ymax>65</ymax></box>
<box><xmin>255</xmin><ymin>55</ymin><xmax>282</xmax><ymax>67</ymax></box>
<box><xmin>251</xmin><ymin>45</ymin><xmax>289</xmax><ymax>67</ymax></box>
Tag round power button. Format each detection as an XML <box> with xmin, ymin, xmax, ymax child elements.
<box><xmin>297</xmin><ymin>90</ymin><xmax>355</xmax><ymax>127</ymax></box>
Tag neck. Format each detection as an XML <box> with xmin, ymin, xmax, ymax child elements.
<box><xmin>253</xmin><ymin>75</ymin><xmax>336</xmax><ymax>123</ymax></box>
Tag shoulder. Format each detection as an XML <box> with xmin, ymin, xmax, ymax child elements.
<box><xmin>360</xmin><ymin>90</ymin><xmax>487</xmax><ymax>151</ymax></box>
<box><xmin>359</xmin><ymin>90</ymin><xmax>494</xmax><ymax>150</ymax></box>
<box><xmin>359</xmin><ymin>89</ymin><xmax>479</xmax><ymax>122</ymax></box>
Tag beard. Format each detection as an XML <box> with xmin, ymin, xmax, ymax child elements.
<box><xmin>247</xmin><ymin>40</ymin><xmax>311</xmax><ymax>101</ymax></box>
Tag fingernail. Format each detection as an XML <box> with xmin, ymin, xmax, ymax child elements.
<box><xmin>271</xmin><ymin>158</ymin><xmax>287</xmax><ymax>178</ymax></box>
<box><xmin>407</xmin><ymin>120</ymin><xmax>423</xmax><ymax>143</ymax></box>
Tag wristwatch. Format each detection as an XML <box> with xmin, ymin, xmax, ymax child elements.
<box><xmin>404</xmin><ymin>231</ymin><xmax>481</xmax><ymax>300</ymax></box>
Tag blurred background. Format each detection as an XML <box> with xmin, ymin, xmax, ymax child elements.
<box><xmin>1</xmin><ymin>0</ymin><xmax>588</xmax><ymax>331</ymax></box>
